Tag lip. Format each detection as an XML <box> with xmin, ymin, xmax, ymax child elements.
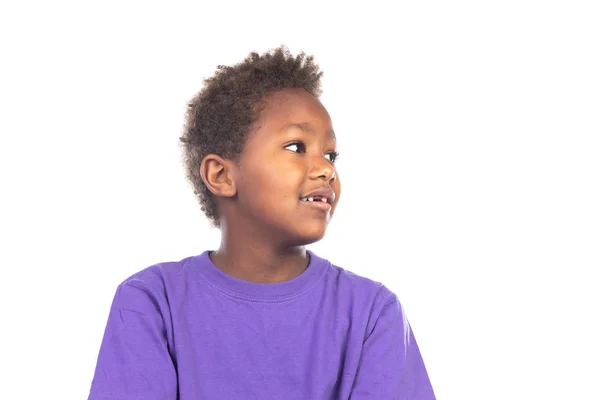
<box><xmin>300</xmin><ymin>186</ymin><xmax>335</xmax><ymax>205</ymax></box>
<box><xmin>299</xmin><ymin>199</ymin><xmax>332</xmax><ymax>212</ymax></box>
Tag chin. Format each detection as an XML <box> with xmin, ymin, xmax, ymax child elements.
<box><xmin>288</xmin><ymin>221</ymin><xmax>328</xmax><ymax>246</ymax></box>
<box><xmin>266</xmin><ymin>210</ymin><xmax>332</xmax><ymax>247</ymax></box>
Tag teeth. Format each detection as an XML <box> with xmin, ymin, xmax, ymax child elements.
<box><xmin>301</xmin><ymin>197</ymin><xmax>328</xmax><ymax>203</ymax></box>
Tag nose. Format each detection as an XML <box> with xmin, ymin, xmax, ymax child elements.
<box><xmin>310</xmin><ymin>155</ymin><xmax>337</xmax><ymax>182</ymax></box>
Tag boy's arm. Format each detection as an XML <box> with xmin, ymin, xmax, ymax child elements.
<box><xmin>350</xmin><ymin>291</ymin><xmax>436</xmax><ymax>400</ymax></box>
<box><xmin>88</xmin><ymin>279</ymin><xmax>177</xmax><ymax>400</ymax></box>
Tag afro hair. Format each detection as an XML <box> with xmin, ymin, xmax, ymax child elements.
<box><xmin>179</xmin><ymin>45</ymin><xmax>324</xmax><ymax>227</ymax></box>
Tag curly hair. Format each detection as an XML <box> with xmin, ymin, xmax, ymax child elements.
<box><xmin>179</xmin><ymin>45</ymin><xmax>324</xmax><ymax>228</ymax></box>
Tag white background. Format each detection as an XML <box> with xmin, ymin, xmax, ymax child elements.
<box><xmin>1</xmin><ymin>1</ymin><xmax>599</xmax><ymax>399</ymax></box>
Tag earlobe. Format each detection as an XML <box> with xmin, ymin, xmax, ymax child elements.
<box><xmin>200</xmin><ymin>155</ymin><xmax>237</xmax><ymax>198</ymax></box>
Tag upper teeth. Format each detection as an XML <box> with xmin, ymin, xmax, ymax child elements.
<box><xmin>302</xmin><ymin>197</ymin><xmax>328</xmax><ymax>203</ymax></box>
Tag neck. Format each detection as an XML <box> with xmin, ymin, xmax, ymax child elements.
<box><xmin>210</xmin><ymin>218</ymin><xmax>310</xmax><ymax>284</ymax></box>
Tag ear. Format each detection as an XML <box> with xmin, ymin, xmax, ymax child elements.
<box><xmin>200</xmin><ymin>154</ymin><xmax>237</xmax><ymax>198</ymax></box>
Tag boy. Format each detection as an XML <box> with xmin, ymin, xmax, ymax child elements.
<box><xmin>88</xmin><ymin>46</ymin><xmax>436</xmax><ymax>399</ymax></box>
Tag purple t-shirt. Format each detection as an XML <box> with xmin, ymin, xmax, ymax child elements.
<box><xmin>88</xmin><ymin>250</ymin><xmax>435</xmax><ymax>399</ymax></box>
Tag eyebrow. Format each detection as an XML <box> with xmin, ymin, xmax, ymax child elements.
<box><xmin>279</xmin><ymin>122</ymin><xmax>336</xmax><ymax>139</ymax></box>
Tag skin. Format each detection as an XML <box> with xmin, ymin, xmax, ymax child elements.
<box><xmin>200</xmin><ymin>88</ymin><xmax>341</xmax><ymax>283</ymax></box>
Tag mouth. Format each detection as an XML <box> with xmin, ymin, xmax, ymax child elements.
<box><xmin>299</xmin><ymin>186</ymin><xmax>335</xmax><ymax>213</ymax></box>
<box><xmin>299</xmin><ymin>196</ymin><xmax>332</xmax><ymax>211</ymax></box>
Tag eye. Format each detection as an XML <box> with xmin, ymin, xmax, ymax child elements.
<box><xmin>326</xmin><ymin>151</ymin><xmax>340</xmax><ymax>163</ymax></box>
<box><xmin>285</xmin><ymin>142</ymin><xmax>339</xmax><ymax>163</ymax></box>
<box><xmin>285</xmin><ymin>142</ymin><xmax>306</xmax><ymax>153</ymax></box>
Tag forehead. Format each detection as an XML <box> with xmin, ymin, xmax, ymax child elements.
<box><xmin>255</xmin><ymin>88</ymin><xmax>333</xmax><ymax>133</ymax></box>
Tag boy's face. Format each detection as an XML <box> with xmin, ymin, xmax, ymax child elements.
<box><xmin>232</xmin><ymin>88</ymin><xmax>341</xmax><ymax>246</ymax></box>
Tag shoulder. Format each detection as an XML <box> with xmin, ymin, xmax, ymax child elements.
<box><xmin>114</xmin><ymin>253</ymin><xmax>201</xmax><ymax>303</ymax></box>
<box><xmin>316</xmin><ymin>253</ymin><xmax>406</xmax><ymax>339</ymax></box>
<box><xmin>124</xmin><ymin>254</ymin><xmax>195</xmax><ymax>283</ymax></box>
<box><xmin>324</xmin><ymin>256</ymin><xmax>398</xmax><ymax>304</ymax></box>
<box><xmin>317</xmin><ymin>252</ymin><xmax>400</xmax><ymax>317</ymax></box>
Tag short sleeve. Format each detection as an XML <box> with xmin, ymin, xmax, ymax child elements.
<box><xmin>350</xmin><ymin>290</ymin><xmax>436</xmax><ymax>400</ymax></box>
<box><xmin>88</xmin><ymin>279</ymin><xmax>177</xmax><ymax>400</ymax></box>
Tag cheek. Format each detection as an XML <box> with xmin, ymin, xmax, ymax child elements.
<box><xmin>333</xmin><ymin>174</ymin><xmax>342</xmax><ymax>199</ymax></box>
<box><xmin>329</xmin><ymin>178</ymin><xmax>342</xmax><ymax>213</ymax></box>
<box><xmin>242</xmin><ymin>164</ymin><xmax>302</xmax><ymax>208</ymax></box>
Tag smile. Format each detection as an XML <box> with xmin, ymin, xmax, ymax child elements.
<box><xmin>299</xmin><ymin>197</ymin><xmax>332</xmax><ymax>211</ymax></box>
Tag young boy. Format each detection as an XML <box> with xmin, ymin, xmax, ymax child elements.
<box><xmin>88</xmin><ymin>46</ymin><xmax>436</xmax><ymax>399</ymax></box>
